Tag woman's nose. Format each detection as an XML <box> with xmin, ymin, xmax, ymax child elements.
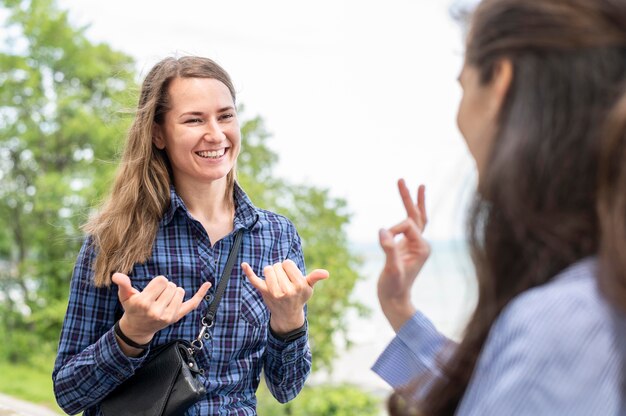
<box><xmin>203</xmin><ymin>119</ymin><xmax>225</xmax><ymax>141</ymax></box>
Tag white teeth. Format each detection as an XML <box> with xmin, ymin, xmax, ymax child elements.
<box><xmin>197</xmin><ymin>149</ymin><xmax>226</xmax><ymax>159</ymax></box>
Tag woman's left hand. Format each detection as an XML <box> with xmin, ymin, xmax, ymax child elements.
<box><xmin>242</xmin><ymin>260</ymin><xmax>329</xmax><ymax>334</ymax></box>
<box><xmin>377</xmin><ymin>179</ymin><xmax>430</xmax><ymax>332</ymax></box>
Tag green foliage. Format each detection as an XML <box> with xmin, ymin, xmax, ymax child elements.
<box><xmin>0</xmin><ymin>0</ymin><xmax>136</xmax><ymax>362</ymax></box>
<box><xmin>256</xmin><ymin>381</ymin><xmax>381</xmax><ymax>416</ymax></box>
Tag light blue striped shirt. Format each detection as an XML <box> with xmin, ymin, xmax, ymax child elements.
<box><xmin>372</xmin><ymin>257</ymin><xmax>626</xmax><ymax>415</ymax></box>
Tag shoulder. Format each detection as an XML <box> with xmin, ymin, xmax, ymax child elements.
<box><xmin>461</xmin><ymin>258</ymin><xmax>626</xmax><ymax>414</ymax></box>
<box><xmin>480</xmin><ymin>257</ymin><xmax>621</xmax><ymax>368</ymax></box>
<box><xmin>233</xmin><ymin>183</ymin><xmax>297</xmax><ymax>235</ymax></box>
<box><xmin>74</xmin><ymin>235</ymin><xmax>97</xmax><ymax>270</ymax></box>
<box><xmin>254</xmin><ymin>208</ymin><xmax>298</xmax><ymax>234</ymax></box>
<box><xmin>498</xmin><ymin>257</ymin><xmax>607</xmax><ymax>336</ymax></box>
<box><xmin>248</xmin><ymin>209</ymin><xmax>304</xmax><ymax>262</ymax></box>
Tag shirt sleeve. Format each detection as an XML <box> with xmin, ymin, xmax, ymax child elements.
<box><xmin>52</xmin><ymin>238</ymin><xmax>148</xmax><ymax>415</ymax></box>
<box><xmin>456</xmin><ymin>286</ymin><xmax>621</xmax><ymax>416</ymax></box>
<box><xmin>262</xmin><ymin>227</ymin><xmax>312</xmax><ymax>403</ymax></box>
<box><xmin>371</xmin><ymin>310</ymin><xmax>454</xmax><ymax>391</ymax></box>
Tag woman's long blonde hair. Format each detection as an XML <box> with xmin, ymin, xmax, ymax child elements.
<box><xmin>84</xmin><ymin>56</ymin><xmax>237</xmax><ymax>287</ymax></box>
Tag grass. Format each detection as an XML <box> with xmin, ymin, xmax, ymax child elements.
<box><xmin>0</xmin><ymin>360</ymin><xmax>63</xmax><ymax>414</ymax></box>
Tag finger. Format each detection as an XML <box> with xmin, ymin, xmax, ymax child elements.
<box><xmin>162</xmin><ymin>287</ymin><xmax>186</xmax><ymax>321</ymax></box>
<box><xmin>242</xmin><ymin>262</ymin><xmax>267</xmax><ymax>293</ymax></box>
<box><xmin>388</xmin><ymin>218</ymin><xmax>422</xmax><ymax>243</ymax></box>
<box><xmin>264</xmin><ymin>265</ymin><xmax>282</xmax><ymax>297</ymax></box>
<box><xmin>176</xmin><ymin>281</ymin><xmax>211</xmax><ymax>318</ymax></box>
<box><xmin>154</xmin><ymin>281</ymin><xmax>178</xmax><ymax>309</ymax></box>
<box><xmin>282</xmin><ymin>259</ymin><xmax>307</xmax><ymax>289</ymax></box>
<box><xmin>417</xmin><ymin>184</ymin><xmax>427</xmax><ymax>231</ymax></box>
<box><xmin>141</xmin><ymin>275</ymin><xmax>170</xmax><ymax>301</ymax></box>
<box><xmin>111</xmin><ymin>272</ymin><xmax>140</xmax><ymax>302</ymax></box>
<box><xmin>272</xmin><ymin>262</ymin><xmax>292</xmax><ymax>293</ymax></box>
<box><xmin>305</xmin><ymin>269</ymin><xmax>330</xmax><ymax>287</ymax></box>
<box><xmin>379</xmin><ymin>228</ymin><xmax>400</xmax><ymax>275</ymax></box>
<box><xmin>398</xmin><ymin>179</ymin><xmax>420</xmax><ymax>224</ymax></box>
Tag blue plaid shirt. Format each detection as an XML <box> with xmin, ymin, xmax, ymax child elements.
<box><xmin>53</xmin><ymin>184</ymin><xmax>312</xmax><ymax>415</ymax></box>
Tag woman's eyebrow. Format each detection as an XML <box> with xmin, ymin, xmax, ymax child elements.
<box><xmin>179</xmin><ymin>106</ymin><xmax>235</xmax><ymax>116</ymax></box>
<box><xmin>179</xmin><ymin>111</ymin><xmax>204</xmax><ymax>117</ymax></box>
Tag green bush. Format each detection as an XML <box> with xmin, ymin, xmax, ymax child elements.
<box><xmin>257</xmin><ymin>381</ymin><xmax>382</xmax><ymax>416</ymax></box>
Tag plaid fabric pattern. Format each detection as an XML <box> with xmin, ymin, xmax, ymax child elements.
<box><xmin>53</xmin><ymin>184</ymin><xmax>311</xmax><ymax>415</ymax></box>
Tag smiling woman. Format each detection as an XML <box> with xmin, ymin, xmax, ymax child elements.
<box><xmin>153</xmin><ymin>78</ymin><xmax>239</xmax><ymax>183</ymax></box>
<box><xmin>52</xmin><ymin>55</ymin><xmax>329</xmax><ymax>416</ymax></box>
<box><xmin>152</xmin><ymin>77</ymin><xmax>241</xmax><ymax>242</ymax></box>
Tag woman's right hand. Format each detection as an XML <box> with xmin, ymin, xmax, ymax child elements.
<box><xmin>378</xmin><ymin>179</ymin><xmax>430</xmax><ymax>333</ymax></box>
<box><xmin>111</xmin><ymin>273</ymin><xmax>211</xmax><ymax>356</ymax></box>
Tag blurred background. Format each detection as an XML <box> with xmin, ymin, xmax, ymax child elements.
<box><xmin>0</xmin><ymin>0</ymin><xmax>478</xmax><ymax>414</ymax></box>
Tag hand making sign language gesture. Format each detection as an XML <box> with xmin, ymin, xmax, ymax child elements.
<box><xmin>242</xmin><ymin>260</ymin><xmax>329</xmax><ymax>335</ymax></box>
<box><xmin>377</xmin><ymin>179</ymin><xmax>430</xmax><ymax>332</ymax></box>
<box><xmin>111</xmin><ymin>273</ymin><xmax>211</xmax><ymax>355</ymax></box>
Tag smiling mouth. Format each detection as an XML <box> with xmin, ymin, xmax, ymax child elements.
<box><xmin>196</xmin><ymin>149</ymin><xmax>227</xmax><ymax>159</ymax></box>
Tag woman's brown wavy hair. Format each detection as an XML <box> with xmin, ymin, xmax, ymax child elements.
<box><xmin>84</xmin><ymin>56</ymin><xmax>237</xmax><ymax>287</ymax></box>
<box><xmin>390</xmin><ymin>0</ymin><xmax>626</xmax><ymax>414</ymax></box>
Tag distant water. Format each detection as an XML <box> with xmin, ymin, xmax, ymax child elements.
<box><xmin>311</xmin><ymin>239</ymin><xmax>477</xmax><ymax>395</ymax></box>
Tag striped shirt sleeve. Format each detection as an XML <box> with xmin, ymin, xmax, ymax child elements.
<box><xmin>371</xmin><ymin>310</ymin><xmax>453</xmax><ymax>391</ymax></box>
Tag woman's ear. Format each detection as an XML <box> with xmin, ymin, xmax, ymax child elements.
<box><xmin>152</xmin><ymin>123</ymin><xmax>166</xmax><ymax>150</ymax></box>
<box><xmin>489</xmin><ymin>58</ymin><xmax>513</xmax><ymax>114</ymax></box>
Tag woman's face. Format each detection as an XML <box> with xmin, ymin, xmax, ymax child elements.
<box><xmin>153</xmin><ymin>77</ymin><xmax>241</xmax><ymax>187</ymax></box>
<box><xmin>456</xmin><ymin>59</ymin><xmax>511</xmax><ymax>179</ymax></box>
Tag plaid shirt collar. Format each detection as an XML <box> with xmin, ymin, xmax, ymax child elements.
<box><xmin>161</xmin><ymin>182</ymin><xmax>260</xmax><ymax>231</ymax></box>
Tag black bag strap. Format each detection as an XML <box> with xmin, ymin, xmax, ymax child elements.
<box><xmin>191</xmin><ymin>229</ymin><xmax>244</xmax><ymax>350</ymax></box>
<box><xmin>204</xmin><ymin>229</ymin><xmax>244</xmax><ymax>326</ymax></box>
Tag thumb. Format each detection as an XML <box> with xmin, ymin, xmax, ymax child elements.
<box><xmin>305</xmin><ymin>269</ymin><xmax>330</xmax><ymax>287</ymax></box>
<box><xmin>379</xmin><ymin>229</ymin><xmax>400</xmax><ymax>274</ymax></box>
<box><xmin>111</xmin><ymin>272</ymin><xmax>139</xmax><ymax>302</ymax></box>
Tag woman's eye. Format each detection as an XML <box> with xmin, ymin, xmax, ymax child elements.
<box><xmin>220</xmin><ymin>113</ymin><xmax>234</xmax><ymax>121</ymax></box>
<box><xmin>185</xmin><ymin>118</ymin><xmax>203</xmax><ymax>124</ymax></box>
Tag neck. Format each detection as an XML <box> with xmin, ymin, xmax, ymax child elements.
<box><xmin>174</xmin><ymin>177</ymin><xmax>234</xmax><ymax>225</ymax></box>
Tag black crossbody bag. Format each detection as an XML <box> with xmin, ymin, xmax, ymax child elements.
<box><xmin>101</xmin><ymin>229</ymin><xmax>244</xmax><ymax>416</ymax></box>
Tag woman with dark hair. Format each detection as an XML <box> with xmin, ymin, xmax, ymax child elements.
<box><xmin>372</xmin><ymin>0</ymin><xmax>626</xmax><ymax>414</ymax></box>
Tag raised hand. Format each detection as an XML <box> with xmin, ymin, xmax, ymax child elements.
<box><xmin>241</xmin><ymin>259</ymin><xmax>329</xmax><ymax>335</ymax></box>
<box><xmin>112</xmin><ymin>273</ymin><xmax>211</xmax><ymax>355</ymax></box>
<box><xmin>378</xmin><ymin>179</ymin><xmax>430</xmax><ymax>332</ymax></box>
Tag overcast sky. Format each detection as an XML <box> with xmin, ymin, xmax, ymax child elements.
<box><xmin>56</xmin><ymin>0</ymin><xmax>478</xmax><ymax>244</ymax></box>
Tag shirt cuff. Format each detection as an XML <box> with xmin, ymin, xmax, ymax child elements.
<box><xmin>95</xmin><ymin>327</ymin><xmax>150</xmax><ymax>383</ymax></box>
<box><xmin>267</xmin><ymin>322</ymin><xmax>309</xmax><ymax>365</ymax></box>
<box><xmin>372</xmin><ymin>310</ymin><xmax>449</xmax><ymax>389</ymax></box>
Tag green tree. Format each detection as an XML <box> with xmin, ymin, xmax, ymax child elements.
<box><xmin>0</xmin><ymin>0</ymin><xmax>137</xmax><ymax>362</ymax></box>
